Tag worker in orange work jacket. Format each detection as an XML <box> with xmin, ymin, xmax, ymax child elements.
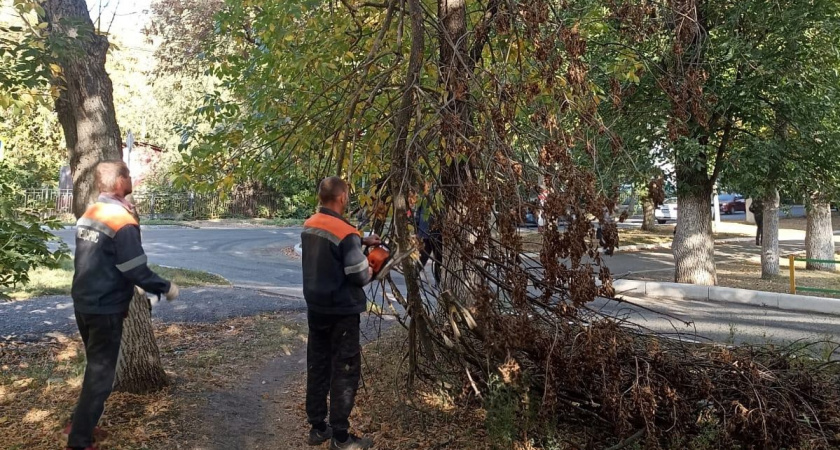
<box><xmin>300</xmin><ymin>177</ymin><xmax>381</xmax><ymax>449</ymax></box>
<box><xmin>65</xmin><ymin>161</ymin><xmax>179</xmax><ymax>450</ymax></box>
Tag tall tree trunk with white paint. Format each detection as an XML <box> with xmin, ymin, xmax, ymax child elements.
<box><xmin>761</xmin><ymin>190</ymin><xmax>780</xmax><ymax>278</ymax></box>
<box><xmin>641</xmin><ymin>197</ymin><xmax>656</xmax><ymax>231</ymax></box>
<box><xmin>673</xmin><ymin>188</ymin><xmax>716</xmax><ymax>285</ymax></box>
<box><xmin>805</xmin><ymin>194</ymin><xmax>835</xmax><ymax>272</ymax></box>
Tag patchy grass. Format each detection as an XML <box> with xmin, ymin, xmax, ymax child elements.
<box><xmin>149</xmin><ymin>265</ymin><xmax>229</xmax><ymax>289</ymax></box>
<box><xmin>0</xmin><ymin>313</ymin><xmax>305</xmax><ymax>450</ymax></box>
<box><xmin>618</xmin><ymin>227</ymin><xmax>747</xmax><ymax>246</ymax></box>
<box><xmin>1</xmin><ymin>259</ymin><xmax>77</xmax><ymax>299</ymax></box>
<box><xmin>186</xmin><ymin>218</ymin><xmax>306</xmax><ymax>228</ymax></box>
<box><xmin>1</xmin><ymin>259</ymin><xmax>229</xmax><ymax>301</ymax></box>
<box><xmin>141</xmin><ymin>219</ymin><xmax>197</xmax><ymax>227</ymax></box>
<box><xmin>632</xmin><ymin>250</ymin><xmax>840</xmax><ymax>298</ymax></box>
<box><xmin>520</xmin><ymin>226</ymin><xmax>750</xmax><ymax>253</ymax></box>
<box><xmin>778</xmin><ymin>211</ymin><xmax>840</xmax><ymax>232</ymax></box>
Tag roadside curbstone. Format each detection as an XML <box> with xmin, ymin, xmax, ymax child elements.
<box><xmin>612</xmin><ymin>279</ymin><xmax>646</xmax><ymax>296</ymax></box>
<box><xmin>777</xmin><ymin>293</ymin><xmax>840</xmax><ymax>316</ymax></box>
<box><xmin>617</xmin><ymin>279</ymin><xmax>840</xmax><ymax>316</ymax></box>
<box><xmin>646</xmin><ymin>281</ymin><xmax>709</xmax><ymax>301</ymax></box>
<box><xmin>708</xmin><ymin>286</ymin><xmax>779</xmax><ymax>308</ymax></box>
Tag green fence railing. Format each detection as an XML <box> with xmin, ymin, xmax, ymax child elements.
<box><xmin>788</xmin><ymin>255</ymin><xmax>840</xmax><ymax>296</ymax></box>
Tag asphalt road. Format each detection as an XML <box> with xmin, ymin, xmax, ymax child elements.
<box><xmin>54</xmin><ymin>227</ymin><xmax>307</xmax><ymax>296</ymax></box>
<box><xmin>37</xmin><ymin>226</ymin><xmax>840</xmax><ymax>350</ymax></box>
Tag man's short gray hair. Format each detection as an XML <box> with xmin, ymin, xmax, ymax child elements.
<box><xmin>95</xmin><ymin>161</ymin><xmax>130</xmax><ymax>193</ymax></box>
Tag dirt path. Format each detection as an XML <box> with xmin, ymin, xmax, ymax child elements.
<box><xmin>182</xmin><ymin>313</ymin><xmax>394</xmax><ymax>450</ymax></box>
<box><xmin>184</xmin><ymin>344</ymin><xmax>311</xmax><ymax>449</ymax></box>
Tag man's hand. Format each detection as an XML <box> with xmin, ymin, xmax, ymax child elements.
<box><xmin>165</xmin><ymin>283</ymin><xmax>180</xmax><ymax>301</ymax></box>
<box><xmin>362</xmin><ymin>234</ymin><xmax>382</xmax><ymax>247</ymax></box>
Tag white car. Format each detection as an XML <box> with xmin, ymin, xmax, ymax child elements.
<box><xmin>655</xmin><ymin>197</ymin><xmax>678</xmax><ymax>224</ymax></box>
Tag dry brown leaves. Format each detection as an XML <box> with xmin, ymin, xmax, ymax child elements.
<box><xmin>350</xmin><ymin>328</ymin><xmax>491</xmax><ymax>450</ymax></box>
<box><xmin>0</xmin><ymin>312</ymin><xmax>304</xmax><ymax>449</ymax></box>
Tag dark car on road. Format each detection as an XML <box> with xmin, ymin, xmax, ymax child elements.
<box><xmin>719</xmin><ymin>193</ymin><xmax>746</xmax><ymax>214</ymax></box>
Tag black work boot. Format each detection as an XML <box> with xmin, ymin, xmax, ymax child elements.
<box><xmin>331</xmin><ymin>433</ymin><xmax>373</xmax><ymax>449</ymax></box>
<box><xmin>308</xmin><ymin>424</ymin><xmax>333</xmax><ymax>445</ymax></box>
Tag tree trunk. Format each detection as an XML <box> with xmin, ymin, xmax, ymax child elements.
<box><xmin>641</xmin><ymin>197</ymin><xmax>656</xmax><ymax>231</ymax></box>
<box><xmin>761</xmin><ymin>189</ymin><xmax>780</xmax><ymax>278</ymax></box>
<box><xmin>672</xmin><ymin>188</ymin><xmax>716</xmax><ymax>285</ymax></box>
<box><xmin>805</xmin><ymin>194</ymin><xmax>836</xmax><ymax>272</ymax></box>
<box><xmin>44</xmin><ymin>0</ymin><xmax>168</xmax><ymax>393</ymax></box>
<box><xmin>438</xmin><ymin>0</ymin><xmax>474</xmax><ymax>298</ymax></box>
<box><xmin>113</xmin><ymin>292</ymin><xmax>169</xmax><ymax>393</ymax></box>
<box><xmin>44</xmin><ymin>0</ymin><xmax>122</xmax><ymax>218</ymax></box>
<box><xmin>390</xmin><ymin>0</ymin><xmax>426</xmax><ymax>383</ymax></box>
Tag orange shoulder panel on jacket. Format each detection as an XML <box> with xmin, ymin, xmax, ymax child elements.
<box><xmin>304</xmin><ymin>213</ymin><xmax>360</xmax><ymax>241</ymax></box>
<box><xmin>83</xmin><ymin>203</ymin><xmax>138</xmax><ymax>232</ymax></box>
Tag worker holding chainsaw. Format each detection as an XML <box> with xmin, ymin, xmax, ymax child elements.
<box><xmin>300</xmin><ymin>177</ymin><xmax>381</xmax><ymax>449</ymax></box>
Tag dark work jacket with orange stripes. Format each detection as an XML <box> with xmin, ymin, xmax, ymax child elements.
<box><xmin>301</xmin><ymin>207</ymin><xmax>371</xmax><ymax>315</ymax></box>
<box><xmin>71</xmin><ymin>195</ymin><xmax>171</xmax><ymax>314</ymax></box>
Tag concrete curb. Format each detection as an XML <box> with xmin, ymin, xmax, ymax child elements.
<box><xmin>613</xmin><ymin>279</ymin><xmax>840</xmax><ymax>316</ymax></box>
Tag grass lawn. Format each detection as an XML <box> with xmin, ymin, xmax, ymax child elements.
<box><xmin>630</xmin><ymin>252</ymin><xmax>840</xmax><ymax>298</ymax></box>
<box><xmin>169</xmin><ymin>218</ymin><xmax>306</xmax><ymax>228</ymax></box>
<box><xmin>0</xmin><ymin>259</ymin><xmax>229</xmax><ymax>301</ymax></box>
<box><xmin>60</xmin><ymin>218</ymin><xmax>307</xmax><ymax>228</ymax></box>
<box><xmin>520</xmin><ymin>225</ymin><xmax>750</xmax><ymax>253</ymax></box>
<box><xmin>778</xmin><ymin>211</ymin><xmax>840</xmax><ymax>232</ymax></box>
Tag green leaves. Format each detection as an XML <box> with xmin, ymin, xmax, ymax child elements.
<box><xmin>176</xmin><ymin>0</ymin><xmax>420</xmax><ymax>194</ymax></box>
<box><xmin>0</xmin><ymin>161</ymin><xmax>69</xmax><ymax>299</ymax></box>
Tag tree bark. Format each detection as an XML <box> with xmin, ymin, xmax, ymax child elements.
<box><xmin>44</xmin><ymin>0</ymin><xmax>122</xmax><ymax>218</ymax></box>
<box><xmin>761</xmin><ymin>190</ymin><xmax>780</xmax><ymax>278</ymax></box>
<box><xmin>805</xmin><ymin>194</ymin><xmax>836</xmax><ymax>272</ymax></box>
<box><xmin>113</xmin><ymin>293</ymin><xmax>169</xmax><ymax>393</ymax></box>
<box><xmin>44</xmin><ymin>0</ymin><xmax>168</xmax><ymax>393</ymax></box>
<box><xmin>672</xmin><ymin>188</ymin><xmax>716</xmax><ymax>285</ymax></box>
<box><xmin>438</xmin><ymin>0</ymin><xmax>474</xmax><ymax>298</ymax></box>
<box><xmin>390</xmin><ymin>0</ymin><xmax>426</xmax><ymax>383</ymax></box>
<box><xmin>641</xmin><ymin>197</ymin><xmax>656</xmax><ymax>231</ymax></box>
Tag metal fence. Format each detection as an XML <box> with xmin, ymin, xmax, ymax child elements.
<box><xmin>15</xmin><ymin>188</ymin><xmax>74</xmax><ymax>218</ymax></box>
<box><xmin>14</xmin><ymin>189</ymin><xmax>297</xmax><ymax>220</ymax></box>
<box><xmin>788</xmin><ymin>255</ymin><xmax>840</xmax><ymax>296</ymax></box>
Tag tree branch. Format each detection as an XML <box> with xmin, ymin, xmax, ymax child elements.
<box><xmin>468</xmin><ymin>0</ymin><xmax>501</xmax><ymax>71</ymax></box>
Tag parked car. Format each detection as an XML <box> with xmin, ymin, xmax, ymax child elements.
<box><xmin>719</xmin><ymin>193</ymin><xmax>745</xmax><ymax>214</ymax></box>
<box><xmin>655</xmin><ymin>197</ymin><xmax>678</xmax><ymax>224</ymax></box>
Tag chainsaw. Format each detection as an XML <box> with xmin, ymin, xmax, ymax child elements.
<box><xmin>364</xmin><ymin>241</ymin><xmax>415</xmax><ymax>281</ymax></box>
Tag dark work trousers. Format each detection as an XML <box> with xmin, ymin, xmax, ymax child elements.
<box><xmin>68</xmin><ymin>311</ymin><xmax>125</xmax><ymax>448</ymax></box>
<box><xmin>755</xmin><ymin>215</ymin><xmax>764</xmax><ymax>245</ymax></box>
<box><xmin>306</xmin><ymin>311</ymin><xmax>361</xmax><ymax>433</ymax></box>
<box><xmin>419</xmin><ymin>234</ymin><xmax>443</xmax><ymax>284</ymax></box>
